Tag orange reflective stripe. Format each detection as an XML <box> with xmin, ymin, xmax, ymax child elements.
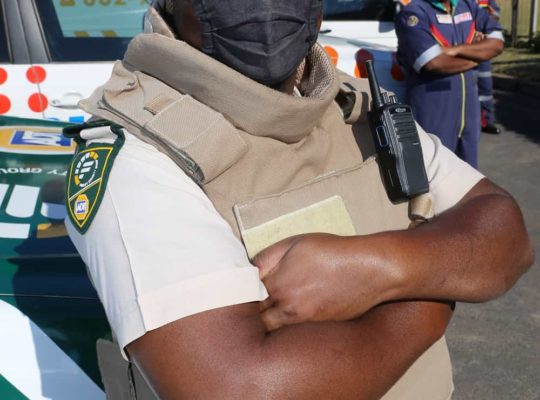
<box><xmin>465</xmin><ymin>21</ymin><xmax>476</xmax><ymax>44</ymax></box>
<box><xmin>430</xmin><ymin>24</ymin><xmax>451</xmax><ymax>47</ymax></box>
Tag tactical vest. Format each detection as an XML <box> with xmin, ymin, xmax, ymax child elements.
<box><xmin>81</xmin><ymin>22</ymin><xmax>453</xmax><ymax>400</ymax></box>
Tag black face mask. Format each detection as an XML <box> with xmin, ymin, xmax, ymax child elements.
<box><xmin>190</xmin><ymin>0</ymin><xmax>323</xmax><ymax>86</ymax></box>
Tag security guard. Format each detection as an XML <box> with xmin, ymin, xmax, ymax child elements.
<box><xmin>395</xmin><ymin>0</ymin><xmax>504</xmax><ymax>167</ymax></box>
<box><xmin>477</xmin><ymin>0</ymin><xmax>502</xmax><ymax>134</ymax></box>
<box><xmin>64</xmin><ymin>0</ymin><xmax>532</xmax><ymax>399</ymax></box>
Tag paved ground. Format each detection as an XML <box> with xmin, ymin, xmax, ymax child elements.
<box><xmin>446</xmin><ymin>90</ymin><xmax>540</xmax><ymax>399</ymax></box>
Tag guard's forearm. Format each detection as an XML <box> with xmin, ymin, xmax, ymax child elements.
<box><xmin>129</xmin><ymin>301</ymin><xmax>452</xmax><ymax>400</ymax></box>
<box><xmin>259</xmin><ymin>300</ymin><xmax>453</xmax><ymax>400</ymax></box>
<box><xmin>378</xmin><ymin>179</ymin><xmax>534</xmax><ymax>303</ymax></box>
<box><xmin>450</xmin><ymin>38</ymin><xmax>503</xmax><ymax>62</ymax></box>
<box><xmin>242</xmin><ymin>300</ymin><xmax>452</xmax><ymax>399</ymax></box>
<box><xmin>423</xmin><ymin>54</ymin><xmax>478</xmax><ymax>75</ymax></box>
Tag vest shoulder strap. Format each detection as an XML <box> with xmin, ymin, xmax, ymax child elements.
<box><xmin>79</xmin><ymin>62</ymin><xmax>248</xmax><ymax>185</ymax></box>
<box><xmin>335</xmin><ymin>70</ymin><xmax>371</xmax><ymax>124</ymax></box>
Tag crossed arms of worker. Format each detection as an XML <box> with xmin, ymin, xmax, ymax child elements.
<box><xmin>127</xmin><ymin>177</ymin><xmax>533</xmax><ymax>399</ymax></box>
<box><xmin>424</xmin><ymin>34</ymin><xmax>503</xmax><ymax>74</ymax></box>
<box><xmin>395</xmin><ymin>5</ymin><xmax>504</xmax><ymax>75</ymax></box>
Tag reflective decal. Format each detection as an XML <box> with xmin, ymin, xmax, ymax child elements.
<box><xmin>0</xmin><ymin>67</ymin><xmax>7</xmax><ymax>84</ymax></box>
<box><xmin>10</xmin><ymin>130</ymin><xmax>72</xmax><ymax>147</ymax></box>
<box><xmin>0</xmin><ymin>299</ymin><xmax>105</xmax><ymax>400</ymax></box>
<box><xmin>0</xmin><ymin>94</ymin><xmax>11</xmax><ymax>114</ymax></box>
<box><xmin>0</xmin><ymin>184</ymin><xmax>67</xmax><ymax>239</ymax></box>
<box><xmin>26</xmin><ymin>66</ymin><xmax>47</xmax><ymax>84</ymax></box>
<box><xmin>454</xmin><ymin>12</ymin><xmax>473</xmax><ymax>24</ymax></box>
<box><xmin>0</xmin><ymin>222</ymin><xmax>30</xmax><ymax>239</ymax></box>
<box><xmin>28</xmin><ymin>93</ymin><xmax>49</xmax><ymax>113</ymax></box>
<box><xmin>5</xmin><ymin>185</ymin><xmax>40</xmax><ymax>218</ymax></box>
<box><xmin>0</xmin><ymin>128</ymin><xmax>76</xmax><ymax>154</ymax></box>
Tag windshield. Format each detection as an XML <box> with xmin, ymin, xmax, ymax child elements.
<box><xmin>35</xmin><ymin>0</ymin><xmax>149</xmax><ymax>62</ymax></box>
<box><xmin>323</xmin><ymin>0</ymin><xmax>396</xmax><ymax>21</ymax></box>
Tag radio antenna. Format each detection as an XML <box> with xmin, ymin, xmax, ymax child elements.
<box><xmin>366</xmin><ymin>60</ymin><xmax>385</xmax><ymax>111</ymax></box>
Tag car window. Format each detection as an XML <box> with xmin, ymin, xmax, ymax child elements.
<box><xmin>34</xmin><ymin>0</ymin><xmax>149</xmax><ymax>62</ymax></box>
<box><xmin>0</xmin><ymin>5</ymin><xmax>10</xmax><ymax>62</ymax></box>
<box><xmin>323</xmin><ymin>0</ymin><xmax>396</xmax><ymax>21</ymax></box>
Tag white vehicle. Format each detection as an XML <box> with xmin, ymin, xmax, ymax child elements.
<box><xmin>322</xmin><ymin>0</ymin><xmax>399</xmax><ymax>46</ymax></box>
<box><xmin>319</xmin><ymin>0</ymin><xmax>406</xmax><ymax>98</ymax></box>
<box><xmin>0</xmin><ymin>0</ymin><xmax>147</xmax><ymax>122</ymax></box>
<box><xmin>0</xmin><ymin>0</ymin><xmax>405</xmax><ymax>123</ymax></box>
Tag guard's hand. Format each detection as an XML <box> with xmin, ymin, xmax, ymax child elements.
<box><xmin>253</xmin><ymin>233</ymin><xmax>399</xmax><ymax>331</ymax></box>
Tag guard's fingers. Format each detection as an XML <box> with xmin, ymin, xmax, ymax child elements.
<box><xmin>259</xmin><ymin>296</ymin><xmax>275</xmax><ymax>312</ymax></box>
<box><xmin>261</xmin><ymin>303</ymin><xmax>304</xmax><ymax>332</ymax></box>
<box><xmin>252</xmin><ymin>249</ymin><xmax>279</xmax><ymax>280</ymax></box>
<box><xmin>253</xmin><ymin>237</ymin><xmax>298</xmax><ymax>279</ymax></box>
<box><xmin>260</xmin><ymin>307</ymin><xmax>288</xmax><ymax>332</ymax></box>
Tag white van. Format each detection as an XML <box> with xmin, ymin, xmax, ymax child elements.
<box><xmin>322</xmin><ymin>0</ymin><xmax>399</xmax><ymax>46</ymax></box>
<box><xmin>0</xmin><ymin>0</ymin><xmax>404</xmax><ymax>122</ymax></box>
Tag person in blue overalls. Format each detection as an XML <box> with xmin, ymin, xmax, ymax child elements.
<box><xmin>395</xmin><ymin>0</ymin><xmax>504</xmax><ymax>167</ymax></box>
<box><xmin>477</xmin><ymin>0</ymin><xmax>502</xmax><ymax>134</ymax></box>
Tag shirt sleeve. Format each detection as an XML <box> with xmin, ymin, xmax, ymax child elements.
<box><xmin>489</xmin><ymin>0</ymin><xmax>501</xmax><ymax>18</ymax></box>
<box><xmin>474</xmin><ymin>1</ymin><xmax>504</xmax><ymax>40</ymax></box>
<box><xmin>395</xmin><ymin>7</ymin><xmax>443</xmax><ymax>73</ymax></box>
<box><xmin>66</xmin><ymin>131</ymin><xmax>268</xmax><ymax>355</ymax></box>
<box><xmin>417</xmin><ymin>123</ymin><xmax>485</xmax><ymax>214</ymax></box>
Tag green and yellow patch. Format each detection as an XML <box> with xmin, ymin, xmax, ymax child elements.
<box><xmin>64</xmin><ymin>122</ymin><xmax>124</xmax><ymax>234</ymax></box>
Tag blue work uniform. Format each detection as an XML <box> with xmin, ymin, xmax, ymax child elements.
<box><xmin>476</xmin><ymin>0</ymin><xmax>501</xmax><ymax>127</ymax></box>
<box><xmin>395</xmin><ymin>0</ymin><xmax>503</xmax><ymax>167</ymax></box>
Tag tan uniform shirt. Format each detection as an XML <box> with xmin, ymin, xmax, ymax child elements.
<box><xmin>66</xmin><ymin>125</ymin><xmax>483</xmax><ymax>353</ymax></box>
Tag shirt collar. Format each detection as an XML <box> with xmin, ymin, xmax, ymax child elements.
<box><xmin>426</xmin><ymin>0</ymin><xmax>459</xmax><ymax>13</ymax></box>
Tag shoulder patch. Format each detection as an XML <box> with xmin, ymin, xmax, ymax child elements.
<box><xmin>407</xmin><ymin>15</ymin><xmax>420</xmax><ymax>26</ymax></box>
<box><xmin>65</xmin><ymin>123</ymin><xmax>125</xmax><ymax>234</ymax></box>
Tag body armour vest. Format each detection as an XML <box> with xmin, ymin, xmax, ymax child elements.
<box><xmin>79</xmin><ymin>27</ymin><xmax>453</xmax><ymax>400</ymax></box>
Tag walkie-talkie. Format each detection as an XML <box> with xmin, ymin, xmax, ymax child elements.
<box><xmin>366</xmin><ymin>60</ymin><xmax>429</xmax><ymax>203</ymax></box>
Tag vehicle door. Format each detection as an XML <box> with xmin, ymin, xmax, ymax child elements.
<box><xmin>33</xmin><ymin>0</ymin><xmax>148</xmax><ymax>122</ymax></box>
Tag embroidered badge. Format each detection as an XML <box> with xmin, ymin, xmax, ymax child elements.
<box><xmin>436</xmin><ymin>14</ymin><xmax>453</xmax><ymax>24</ymax></box>
<box><xmin>407</xmin><ymin>15</ymin><xmax>419</xmax><ymax>27</ymax></box>
<box><xmin>454</xmin><ymin>12</ymin><xmax>473</xmax><ymax>24</ymax></box>
<box><xmin>65</xmin><ymin>122</ymin><xmax>125</xmax><ymax>234</ymax></box>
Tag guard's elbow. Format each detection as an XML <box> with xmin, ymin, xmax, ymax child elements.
<box><xmin>474</xmin><ymin>237</ymin><xmax>534</xmax><ymax>302</ymax></box>
<box><xmin>510</xmin><ymin>237</ymin><xmax>535</xmax><ymax>285</ymax></box>
<box><xmin>499</xmin><ymin>205</ymin><xmax>536</xmax><ymax>293</ymax></box>
<box><xmin>481</xmin><ymin>195</ymin><xmax>535</xmax><ymax>301</ymax></box>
